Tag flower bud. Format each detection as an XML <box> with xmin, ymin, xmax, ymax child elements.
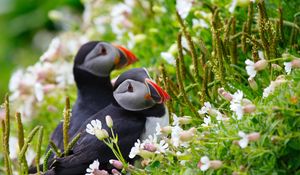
<box><xmin>95</xmin><ymin>129</ymin><xmax>109</xmax><ymax>140</ymax></box>
<box><xmin>139</xmin><ymin>150</ymin><xmax>154</xmax><ymax>159</ymax></box>
<box><xmin>143</xmin><ymin>143</ymin><xmax>157</xmax><ymax>152</ymax></box>
<box><xmin>111</xmin><ymin>169</ymin><xmax>122</xmax><ymax>175</ymax></box>
<box><xmin>243</xmin><ymin>104</ymin><xmax>256</xmax><ymax>113</ymax></box>
<box><xmin>179</xmin><ymin>127</ymin><xmax>196</xmax><ymax>142</ymax></box>
<box><xmin>254</xmin><ymin>59</ymin><xmax>268</xmax><ymax>71</ymax></box>
<box><xmin>178</xmin><ymin>116</ymin><xmax>192</xmax><ymax>125</ymax></box>
<box><xmin>43</xmin><ymin>84</ymin><xmax>56</xmax><ymax>93</ymax></box>
<box><xmin>247</xmin><ymin>132</ymin><xmax>260</xmax><ymax>141</ymax></box>
<box><xmin>93</xmin><ymin>169</ymin><xmax>109</xmax><ymax>175</ymax></box>
<box><xmin>109</xmin><ymin>159</ymin><xmax>123</xmax><ymax>169</ymax></box>
<box><xmin>141</xmin><ymin>159</ymin><xmax>151</xmax><ymax>167</ymax></box>
<box><xmin>221</xmin><ymin>92</ymin><xmax>233</xmax><ymax>101</ymax></box>
<box><xmin>134</xmin><ymin>34</ymin><xmax>146</xmax><ymax>43</ymax></box>
<box><xmin>105</xmin><ymin>115</ymin><xmax>113</xmax><ymax>128</ymax></box>
<box><xmin>271</xmin><ymin>64</ymin><xmax>282</xmax><ymax>71</ymax></box>
<box><xmin>248</xmin><ymin>78</ymin><xmax>258</xmax><ymax>91</ymax></box>
<box><xmin>210</xmin><ymin>160</ymin><xmax>223</xmax><ymax>169</ymax></box>
<box><xmin>271</xmin><ymin>136</ymin><xmax>280</xmax><ymax>144</ymax></box>
<box><xmin>242</xmin><ymin>99</ymin><xmax>252</xmax><ymax>105</ymax></box>
<box><xmin>218</xmin><ymin>88</ymin><xmax>225</xmax><ymax>95</ymax></box>
<box><xmin>161</xmin><ymin>126</ymin><xmax>172</xmax><ymax>135</ymax></box>
<box><xmin>0</xmin><ymin>108</ymin><xmax>5</xmax><ymax>120</ymax></box>
<box><xmin>292</xmin><ymin>59</ymin><xmax>300</xmax><ymax>68</ymax></box>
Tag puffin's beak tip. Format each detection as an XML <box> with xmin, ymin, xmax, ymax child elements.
<box><xmin>115</xmin><ymin>45</ymin><xmax>138</xmax><ymax>65</ymax></box>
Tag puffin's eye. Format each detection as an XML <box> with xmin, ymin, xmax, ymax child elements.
<box><xmin>127</xmin><ymin>82</ymin><xmax>133</xmax><ymax>92</ymax></box>
<box><xmin>98</xmin><ymin>45</ymin><xmax>107</xmax><ymax>56</ymax></box>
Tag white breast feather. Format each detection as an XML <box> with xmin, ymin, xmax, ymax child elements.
<box><xmin>140</xmin><ymin>107</ymin><xmax>169</xmax><ymax>141</ymax></box>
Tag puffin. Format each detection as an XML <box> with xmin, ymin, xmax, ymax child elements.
<box><xmin>50</xmin><ymin>41</ymin><xmax>137</xmax><ymax>150</ymax></box>
<box><xmin>29</xmin><ymin>41</ymin><xmax>137</xmax><ymax>174</ymax></box>
<box><xmin>46</xmin><ymin>68</ymin><xmax>170</xmax><ymax>175</ymax></box>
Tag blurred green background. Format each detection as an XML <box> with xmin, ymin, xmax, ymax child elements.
<box><xmin>0</xmin><ymin>0</ymin><xmax>82</xmax><ymax>100</ymax></box>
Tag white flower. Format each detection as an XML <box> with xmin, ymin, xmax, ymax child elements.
<box><xmin>172</xmin><ymin>113</ymin><xmax>180</xmax><ymax>126</ymax></box>
<box><xmin>86</xmin><ymin>159</ymin><xmax>100</xmax><ymax>175</ymax></box>
<box><xmin>199</xmin><ymin>156</ymin><xmax>210</xmax><ymax>171</ymax></box>
<box><xmin>238</xmin><ymin>131</ymin><xmax>249</xmax><ymax>148</ymax></box>
<box><xmin>161</xmin><ymin>52</ymin><xmax>175</xmax><ymax>65</ymax></box>
<box><xmin>93</xmin><ymin>16</ymin><xmax>109</xmax><ymax>34</ymax></box>
<box><xmin>258</xmin><ymin>50</ymin><xmax>264</xmax><ymax>60</ymax></box>
<box><xmin>111</xmin><ymin>3</ymin><xmax>132</xmax><ymax>17</ymax></box>
<box><xmin>192</xmin><ymin>18</ymin><xmax>209</xmax><ymax>29</ymax></box>
<box><xmin>129</xmin><ymin>139</ymin><xmax>143</xmax><ymax>158</ymax></box>
<box><xmin>171</xmin><ymin>125</ymin><xmax>189</xmax><ymax>147</ymax></box>
<box><xmin>176</xmin><ymin>0</ymin><xmax>193</xmax><ymax>19</ymax></box>
<box><xmin>34</xmin><ymin>83</ymin><xmax>44</xmax><ymax>102</ymax></box>
<box><xmin>230</xmin><ymin>90</ymin><xmax>244</xmax><ymax>120</ymax></box>
<box><xmin>9</xmin><ymin>69</ymin><xmax>24</xmax><ymax>92</ymax></box>
<box><xmin>284</xmin><ymin>62</ymin><xmax>292</xmax><ymax>74</ymax></box>
<box><xmin>201</xmin><ymin>116</ymin><xmax>211</xmax><ymax>126</ymax></box>
<box><xmin>143</xmin><ymin>134</ymin><xmax>169</xmax><ymax>153</ymax></box>
<box><xmin>156</xmin><ymin>139</ymin><xmax>169</xmax><ymax>153</ymax></box>
<box><xmin>198</xmin><ymin>102</ymin><xmax>212</xmax><ymax>114</ymax></box>
<box><xmin>56</xmin><ymin>61</ymin><xmax>74</xmax><ymax>87</ymax></box>
<box><xmin>230</xmin><ymin>103</ymin><xmax>244</xmax><ymax>120</ymax></box>
<box><xmin>231</xmin><ymin>90</ymin><xmax>243</xmax><ymax>103</ymax></box>
<box><xmin>262</xmin><ymin>76</ymin><xmax>287</xmax><ymax>98</ymax></box>
<box><xmin>263</xmin><ymin>81</ymin><xmax>276</xmax><ymax>98</ymax></box>
<box><xmin>245</xmin><ymin>59</ymin><xmax>256</xmax><ymax>80</ymax></box>
<box><xmin>86</xmin><ymin>119</ymin><xmax>102</xmax><ymax>135</ymax></box>
<box><xmin>229</xmin><ymin>0</ymin><xmax>238</xmax><ymax>13</ymax></box>
<box><xmin>155</xmin><ymin>123</ymin><xmax>162</xmax><ymax>136</ymax></box>
<box><xmin>40</xmin><ymin>37</ymin><xmax>60</xmax><ymax>62</ymax></box>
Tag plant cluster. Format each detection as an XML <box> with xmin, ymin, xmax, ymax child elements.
<box><xmin>1</xmin><ymin>0</ymin><xmax>300</xmax><ymax>174</ymax></box>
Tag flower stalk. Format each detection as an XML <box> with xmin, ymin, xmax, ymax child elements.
<box><xmin>63</xmin><ymin>97</ymin><xmax>71</xmax><ymax>151</ymax></box>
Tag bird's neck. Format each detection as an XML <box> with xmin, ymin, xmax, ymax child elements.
<box><xmin>74</xmin><ymin>68</ymin><xmax>113</xmax><ymax>103</ymax></box>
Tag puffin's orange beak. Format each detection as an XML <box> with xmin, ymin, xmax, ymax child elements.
<box><xmin>115</xmin><ymin>45</ymin><xmax>138</xmax><ymax>65</ymax></box>
<box><xmin>145</xmin><ymin>78</ymin><xmax>170</xmax><ymax>104</ymax></box>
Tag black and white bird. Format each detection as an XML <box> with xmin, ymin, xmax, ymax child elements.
<box><xmin>50</xmin><ymin>41</ymin><xmax>137</xmax><ymax>150</ymax></box>
<box><xmin>26</xmin><ymin>42</ymin><xmax>138</xmax><ymax>174</ymax></box>
<box><xmin>46</xmin><ymin>68</ymin><xmax>170</xmax><ymax>175</ymax></box>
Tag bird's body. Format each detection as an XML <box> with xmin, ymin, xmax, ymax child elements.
<box><xmin>48</xmin><ymin>101</ymin><xmax>166</xmax><ymax>175</ymax></box>
<box><xmin>29</xmin><ymin>41</ymin><xmax>137</xmax><ymax>174</ymax></box>
<box><xmin>47</xmin><ymin>68</ymin><xmax>170</xmax><ymax>175</ymax></box>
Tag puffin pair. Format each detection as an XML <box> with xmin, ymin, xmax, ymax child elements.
<box><xmin>43</xmin><ymin>41</ymin><xmax>170</xmax><ymax>174</ymax></box>
<box><xmin>49</xmin><ymin>41</ymin><xmax>137</xmax><ymax>151</ymax></box>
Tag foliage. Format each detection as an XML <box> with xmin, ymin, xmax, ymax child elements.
<box><xmin>1</xmin><ymin>0</ymin><xmax>300</xmax><ymax>174</ymax></box>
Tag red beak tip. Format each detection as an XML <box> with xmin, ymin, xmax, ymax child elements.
<box><xmin>115</xmin><ymin>45</ymin><xmax>138</xmax><ymax>65</ymax></box>
<box><xmin>146</xmin><ymin>78</ymin><xmax>170</xmax><ymax>103</ymax></box>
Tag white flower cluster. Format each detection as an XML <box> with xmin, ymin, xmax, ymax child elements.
<box><xmin>263</xmin><ymin>75</ymin><xmax>287</xmax><ymax>98</ymax></box>
<box><xmin>198</xmin><ymin>102</ymin><xmax>227</xmax><ymax>126</ymax></box>
<box><xmin>229</xmin><ymin>90</ymin><xmax>256</xmax><ymax>120</ymax></box>
<box><xmin>129</xmin><ymin>114</ymin><xmax>196</xmax><ymax>161</ymax></box>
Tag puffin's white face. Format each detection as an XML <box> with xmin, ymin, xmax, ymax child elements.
<box><xmin>113</xmin><ymin>79</ymin><xmax>156</xmax><ymax>111</ymax></box>
<box><xmin>78</xmin><ymin>42</ymin><xmax>123</xmax><ymax>77</ymax></box>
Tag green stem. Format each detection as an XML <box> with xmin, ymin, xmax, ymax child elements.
<box><xmin>36</xmin><ymin>127</ymin><xmax>44</xmax><ymax>175</ymax></box>
<box><xmin>63</xmin><ymin>97</ymin><xmax>71</xmax><ymax>151</ymax></box>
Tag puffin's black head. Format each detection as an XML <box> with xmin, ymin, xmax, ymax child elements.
<box><xmin>74</xmin><ymin>41</ymin><xmax>137</xmax><ymax>77</ymax></box>
<box><xmin>113</xmin><ymin>68</ymin><xmax>170</xmax><ymax>111</ymax></box>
